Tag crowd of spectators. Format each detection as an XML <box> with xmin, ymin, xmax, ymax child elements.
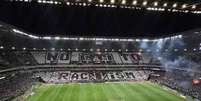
<box><xmin>151</xmin><ymin>69</ymin><xmax>201</xmax><ymax>100</ymax></box>
<box><xmin>33</xmin><ymin>70</ymin><xmax>152</xmax><ymax>83</ymax></box>
<box><xmin>0</xmin><ymin>50</ymin><xmax>161</xmax><ymax>69</ymax></box>
<box><xmin>0</xmin><ymin>69</ymin><xmax>200</xmax><ymax>101</ymax></box>
<box><xmin>0</xmin><ymin>50</ymin><xmax>200</xmax><ymax>101</ymax></box>
<box><xmin>0</xmin><ymin>72</ymin><xmax>37</xmax><ymax>101</ymax></box>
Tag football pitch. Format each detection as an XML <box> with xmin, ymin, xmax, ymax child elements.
<box><xmin>26</xmin><ymin>82</ymin><xmax>192</xmax><ymax>101</ymax></box>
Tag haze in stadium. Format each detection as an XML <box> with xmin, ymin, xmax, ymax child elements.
<box><xmin>0</xmin><ymin>0</ymin><xmax>201</xmax><ymax>101</ymax></box>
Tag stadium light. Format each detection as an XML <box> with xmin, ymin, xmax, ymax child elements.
<box><xmin>13</xmin><ymin>29</ymin><xmax>28</xmax><ymax>36</ymax></box>
<box><xmin>83</xmin><ymin>3</ymin><xmax>87</xmax><ymax>6</ymax></box>
<box><xmin>173</xmin><ymin>3</ymin><xmax>177</xmax><ymax>8</ymax></box>
<box><xmin>43</xmin><ymin>36</ymin><xmax>51</xmax><ymax>40</ymax></box>
<box><xmin>49</xmin><ymin>1</ymin><xmax>54</xmax><ymax>4</ymax></box>
<box><xmin>142</xmin><ymin>1</ymin><xmax>147</xmax><ymax>6</ymax></box>
<box><xmin>23</xmin><ymin>47</ymin><xmax>26</xmax><ymax>50</ymax></box>
<box><xmin>142</xmin><ymin>39</ymin><xmax>149</xmax><ymax>42</ymax></box>
<box><xmin>6</xmin><ymin>0</ymin><xmax>201</xmax><ymax>14</ymax></box>
<box><xmin>99</xmin><ymin>0</ymin><xmax>104</xmax><ymax>3</ymax></box>
<box><xmin>154</xmin><ymin>1</ymin><xmax>158</xmax><ymax>6</ymax></box>
<box><xmin>33</xmin><ymin>48</ymin><xmax>36</xmax><ymax>50</ymax></box>
<box><xmin>178</xmin><ymin>35</ymin><xmax>183</xmax><ymax>38</ymax></box>
<box><xmin>192</xmin><ymin>11</ymin><xmax>201</xmax><ymax>14</ymax></box>
<box><xmin>121</xmin><ymin>0</ymin><xmax>126</xmax><ymax>4</ymax></box>
<box><xmin>192</xmin><ymin>5</ymin><xmax>196</xmax><ymax>9</ymax></box>
<box><xmin>0</xmin><ymin>76</ymin><xmax>5</xmax><ymax>80</ymax></box>
<box><xmin>163</xmin><ymin>3</ymin><xmax>167</xmax><ymax>7</ymax></box>
<box><xmin>120</xmin><ymin>39</ymin><xmax>127</xmax><ymax>41</ymax></box>
<box><xmin>147</xmin><ymin>7</ymin><xmax>165</xmax><ymax>11</ymax></box>
<box><xmin>136</xmin><ymin>39</ymin><xmax>140</xmax><ymax>42</ymax></box>
<box><xmin>55</xmin><ymin>37</ymin><xmax>60</xmax><ymax>40</ymax></box>
<box><xmin>193</xmin><ymin>48</ymin><xmax>197</xmax><ymax>51</ymax></box>
<box><xmin>79</xmin><ymin>37</ymin><xmax>84</xmax><ymax>40</ymax></box>
<box><xmin>0</xmin><ymin>46</ymin><xmax>4</xmax><ymax>49</ymax></box>
<box><xmin>28</xmin><ymin>35</ymin><xmax>40</xmax><ymax>39</ymax></box>
<box><xmin>62</xmin><ymin>37</ymin><xmax>69</xmax><ymax>40</ymax></box>
<box><xmin>182</xmin><ymin>4</ymin><xmax>187</xmax><ymax>9</ymax></box>
<box><xmin>88</xmin><ymin>0</ymin><xmax>92</xmax><ymax>3</ymax></box>
<box><xmin>38</xmin><ymin>0</ymin><xmax>42</xmax><ymax>3</ymax></box>
<box><xmin>132</xmin><ymin>0</ymin><xmax>137</xmax><ymax>5</ymax></box>
<box><xmin>11</xmin><ymin>47</ymin><xmax>15</xmax><ymax>50</ymax></box>
<box><xmin>42</xmin><ymin>0</ymin><xmax>47</xmax><ymax>3</ymax></box>
<box><xmin>111</xmin><ymin>0</ymin><xmax>115</xmax><ymax>4</ymax></box>
<box><xmin>66</xmin><ymin>2</ymin><xmax>70</xmax><ymax>5</ymax></box>
<box><xmin>54</xmin><ymin>1</ymin><xmax>58</xmax><ymax>5</ymax></box>
<box><xmin>100</xmin><ymin>4</ymin><xmax>103</xmax><ymax>7</ymax></box>
<box><xmin>127</xmin><ymin>39</ymin><xmax>134</xmax><ymax>41</ymax></box>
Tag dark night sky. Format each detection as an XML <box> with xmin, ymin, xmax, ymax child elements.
<box><xmin>0</xmin><ymin>1</ymin><xmax>201</xmax><ymax>37</ymax></box>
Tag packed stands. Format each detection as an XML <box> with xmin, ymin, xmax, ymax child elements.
<box><xmin>151</xmin><ymin>69</ymin><xmax>201</xmax><ymax>100</ymax></box>
<box><xmin>0</xmin><ymin>22</ymin><xmax>201</xmax><ymax>101</ymax></box>
<box><xmin>0</xmin><ymin>51</ymin><xmax>161</xmax><ymax>68</ymax></box>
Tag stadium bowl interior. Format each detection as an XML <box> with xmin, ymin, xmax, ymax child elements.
<box><xmin>0</xmin><ymin>0</ymin><xmax>201</xmax><ymax>101</ymax></box>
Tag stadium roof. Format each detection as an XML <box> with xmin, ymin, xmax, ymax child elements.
<box><xmin>1</xmin><ymin>20</ymin><xmax>201</xmax><ymax>51</ymax></box>
<box><xmin>0</xmin><ymin>0</ymin><xmax>201</xmax><ymax>37</ymax></box>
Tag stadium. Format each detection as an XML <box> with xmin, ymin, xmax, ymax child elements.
<box><xmin>0</xmin><ymin>0</ymin><xmax>201</xmax><ymax>101</ymax></box>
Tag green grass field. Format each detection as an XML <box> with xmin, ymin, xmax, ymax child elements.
<box><xmin>26</xmin><ymin>82</ymin><xmax>192</xmax><ymax>101</ymax></box>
